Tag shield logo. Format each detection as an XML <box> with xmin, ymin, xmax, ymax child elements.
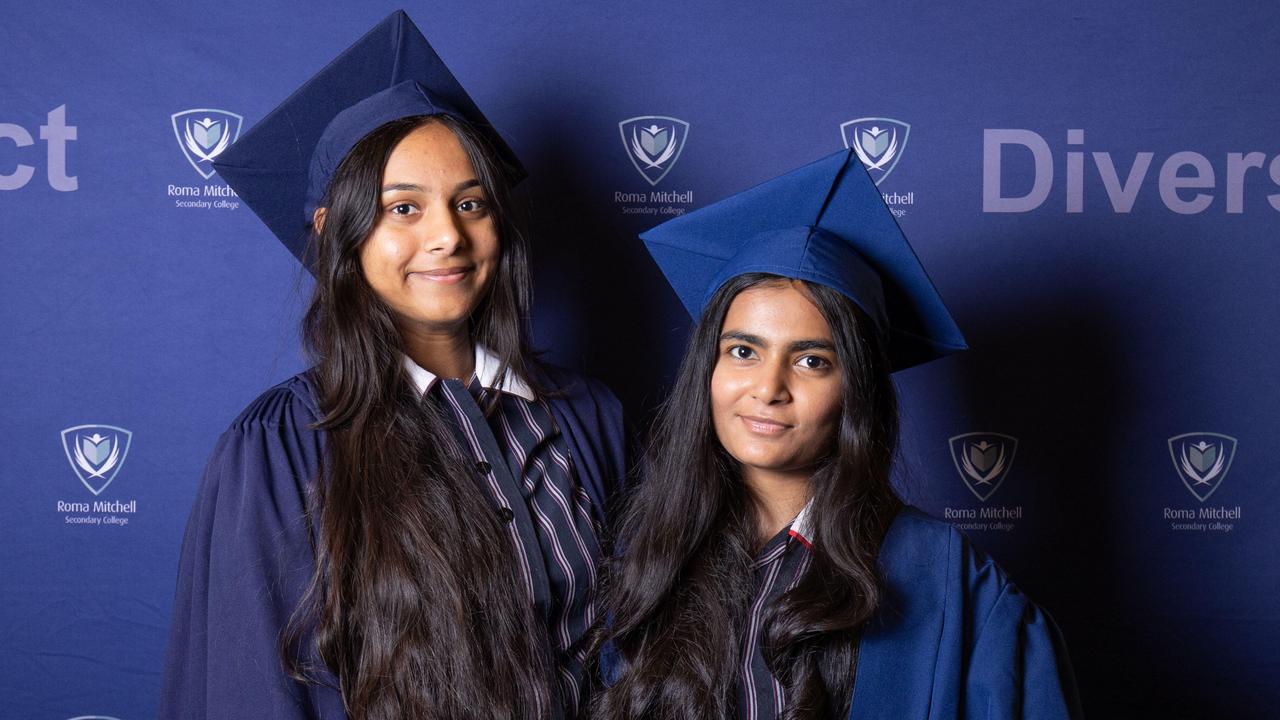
<box><xmin>60</xmin><ymin>425</ymin><xmax>132</xmax><ymax>496</ymax></box>
<box><xmin>840</xmin><ymin>117</ymin><xmax>911</xmax><ymax>186</ymax></box>
<box><xmin>619</xmin><ymin>116</ymin><xmax>689</xmax><ymax>186</ymax></box>
<box><xmin>1168</xmin><ymin>432</ymin><xmax>1236</xmax><ymax>502</ymax></box>
<box><xmin>171</xmin><ymin>108</ymin><xmax>243</xmax><ymax>180</ymax></box>
<box><xmin>948</xmin><ymin>432</ymin><xmax>1018</xmax><ymax>502</ymax></box>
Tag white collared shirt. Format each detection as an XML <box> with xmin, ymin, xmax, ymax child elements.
<box><xmin>401</xmin><ymin>344</ymin><xmax>535</xmax><ymax>401</ymax></box>
<box><xmin>789</xmin><ymin>499</ymin><xmax>814</xmax><ymax>547</ymax></box>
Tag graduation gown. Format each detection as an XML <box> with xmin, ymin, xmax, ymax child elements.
<box><xmin>601</xmin><ymin>508</ymin><xmax>1082</xmax><ymax>719</ymax></box>
<box><xmin>158</xmin><ymin>365</ymin><xmax>626</xmax><ymax>720</ymax></box>
<box><xmin>849</xmin><ymin>508</ymin><xmax>1081</xmax><ymax>719</ymax></box>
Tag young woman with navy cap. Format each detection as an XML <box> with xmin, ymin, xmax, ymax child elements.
<box><xmin>592</xmin><ymin>149</ymin><xmax>1082</xmax><ymax>719</ymax></box>
<box><xmin>159</xmin><ymin>12</ymin><xmax>624</xmax><ymax>720</ymax></box>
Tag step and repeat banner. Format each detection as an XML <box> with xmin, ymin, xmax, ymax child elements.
<box><xmin>2</xmin><ymin>1</ymin><xmax>1276</xmax><ymax>718</ymax></box>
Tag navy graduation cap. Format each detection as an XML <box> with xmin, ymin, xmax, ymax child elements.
<box><xmin>640</xmin><ymin>148</ymin><xmax>966</xmax><ymax>371</ymax></box>
<box><xmin>212</xmin><ymin>10</ymin><xmax>524</xmax><ymax>269</ymax></box>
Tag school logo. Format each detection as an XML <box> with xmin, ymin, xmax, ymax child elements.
<box><xmin>949</xmin><ymin>433</ymin><xmax>1018</xmax><ymax>502</ymax></box>
<box><xmin>840</xmin><ymin>117</ymin><xmax>910</xmax><ymax>185</ymax></box>
<box><xmin>171</xmin><ymin>108</ymin><xmax>242</xmax><ymax>179</ymax></box>
<box><xmin>619</xmin><ymin>116</ymin><xmax>689</xmax><ymax>186</ymax></box>
<box><xmin>1169</xmin><ymin>433</ymin><xmax>1236</xmax><ymax>503</ymax></box>
<box><xmin>61</xmin><ymin>425</ymin><xmax>132</xmax><ymax>496</ymax></box>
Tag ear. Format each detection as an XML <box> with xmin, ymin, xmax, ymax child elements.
<box><xmin>312</xmin><ymin>207</ymin><xmax>327</xmax><ymax>234</ymax></box>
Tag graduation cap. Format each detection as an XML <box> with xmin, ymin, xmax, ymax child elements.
<box><xmin>212</xmin><ymin>10</ymin><xmax>524</xmax><ymax>269</ymax></box>
<box><xmin>639</xmin><ymin>148</ymin><xmax>966</xmax><ymax>371</ymax></box>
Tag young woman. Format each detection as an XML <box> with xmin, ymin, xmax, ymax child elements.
<box><xmin>159</xmin><ymin>14</ymin><xmax>624</xmax><ymax>720</ymax></box>
<box><xmin>593</xmin><ymin>149</ymin><xmax>1081</xmax><ymax>719</ymax></box>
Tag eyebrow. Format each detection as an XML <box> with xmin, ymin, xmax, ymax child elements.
<box><xmin>381</xmin><ymin>179</ymin><xmax>483</xmax><ymax>194</ymax></box>
<box><xmin>720</xmin><ymin>331</ymin><xmax>835</xmax><ymax>353</ymax></box>
<box><xmin>381</xmin><ymin>182</ymin><xmax>425</xmax><ymax>193</ymax></box>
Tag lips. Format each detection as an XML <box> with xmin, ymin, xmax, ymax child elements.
<box><xmin>739</xmin><ymin>415</ymin><xmax>793</xmax><ymax>435</ymax></box>
<box><xmin>408</xmin><ymin>265</ymin><xmax>474</xmax><ymax>284</ymax></box>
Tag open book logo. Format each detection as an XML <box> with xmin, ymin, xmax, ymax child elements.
<box><xmin>619</xmin><ymin>116</ymin><xmax>689</xmax><ymax>186</ymax></box>
<box><xmin>171</xmin><ymin>108</ymin><xmax>242</xmax><ymax>179</ymax></box>
<box><xmin>1168</xmin><ymin>433</ymin><xmax>1236</xmax><ymax>503</ymax></box>
<box><xmin>60</xmin><ymin>425</ymin><xmax>132</xmax><ymax>496</ymax></box>
<box><xmin>949</xmin><ymin>432</ymin><xmax>1018</xmax><ymax>503</ymax></box>
<box><xmin>840</xmin><ymin>117</ymin><xmax>910</xmax><ymax>186</ymax></box>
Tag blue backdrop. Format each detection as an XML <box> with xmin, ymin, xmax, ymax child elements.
<box><xmin>2</xmin><ymin>2</ymin><xmax>1277</xmax><ymax>718</ymax></box>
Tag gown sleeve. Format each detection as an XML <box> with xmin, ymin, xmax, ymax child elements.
<box><xmin>158</xmin><ymin>381</ymin><xmax>344</xmax><ymax>720</ymax></box>
<box><xmin>963</xmin><ymin>564</ymin><xmax>1084</xmax><ymax>719</ymax></box>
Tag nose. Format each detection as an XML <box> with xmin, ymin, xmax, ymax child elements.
<box><xmin>749</xmin><ymin>359</ymin><xmax>791</xmax><ymax>404</ymax></box>
<box><xmin>422</xmin><ymin>203</ymin><xmax>465</xmax><ymax>255</ymax></box>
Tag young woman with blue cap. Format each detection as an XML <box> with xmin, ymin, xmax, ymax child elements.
<box><xmin>592</xmin><ymin>149</ymin><xmax>1082</xmax><ymax>719</ymax></box>
<box><xmin>159</xmin><ymin>12</ymin><xmax>624</xmax><ymax>720</ymax></box>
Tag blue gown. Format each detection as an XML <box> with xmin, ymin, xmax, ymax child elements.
<box><xmin>602</xmin><ymin>508</ymin><xmax>1082</xmax><ymax>719</ymax></box>
<box><xmin>159</xmin><ymin>366</ymin><xmax>627</xmax><ymax>720</ymax></box>
<box><xmin>849</xmin><ymin>509</ymin><xmax>1081</xmax><ymax>719</ymax></box>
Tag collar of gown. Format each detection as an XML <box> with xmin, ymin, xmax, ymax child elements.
<box><xmin>401</xmin><ymin>344</ymin><xmax>536</xmax><ymax>402</ymax></box>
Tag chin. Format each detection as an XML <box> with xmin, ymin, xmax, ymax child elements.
<box><xmin>730</xmin><ymin>446</ymin><xmax>795</xmax><ymax>472</ymax></box>
<box><xmin>398</xmin><ymin>305</ymin><xmax>474</xmax><ymax>332</ymax></box>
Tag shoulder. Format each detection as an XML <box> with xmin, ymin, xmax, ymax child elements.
<box><xmin>882</xmin><ymin>505</ymin><xmax>958</xmax><ymax>549</ymax></box>
<box><xmin>883</xmin><ymin>506</ymin><xmax>1006</xmax><ymax>576</ymax></box>
<box><xmin>182</xmin><ymin>373</ymin><xmax>326</xmax><ymax>562</ymax></box>
<box><xmin>530</xmin><ymin>361</ymin><xmax>624</xmax><ymax>419</ymax></box>
<box><xmin>200</xmin><ymin>371</ymin><xmax>327</xmax><ymax>503</ymax></box>
<box><xmin>867</xmin><ymin>507</ymin><xmax>1028</xmax><ymax>669</ymax></box>
<box><xmin>878</xmin><ymin>506</ymin><xmax>1014</xmax><ymax>616</ymax></box>
<box><xmin>224</xmin><ymin>371</ymin><xmax>324</xmax><ymax>434</ymax></box>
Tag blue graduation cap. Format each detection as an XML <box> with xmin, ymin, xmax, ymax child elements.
<box><xmin>640</xmin><ymin>149</ymin><xmax>966</xmax><ymax>371</ymax></box>
<box><xmin>212</xmin><ymin>10</ymin><xmax>524</xmax><ymax>269</ymax></box>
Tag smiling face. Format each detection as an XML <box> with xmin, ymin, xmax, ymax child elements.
<box><xmin>710</xmin><ymin>281</ymin><xmax>844</xmax><ymax>487</ymax></box>
<box><xmin>358</xmin><ymin>121</ymin><xmax>499</xmax><ymax>337</ymax></box>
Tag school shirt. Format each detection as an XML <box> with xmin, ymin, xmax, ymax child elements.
<box><xmin>406</xmin><ymin>350</ymin><xmax>601</xmax><ymax>717</ymax></box>
<box><xmin>159</xmin><ymin>348</ymin><xmax>626</xmax><ymax>720</ymax></box>
<box><xmin>738</xmin><ymin>504</ymin><xmax>815</xmax><ymax>720</ymax></box>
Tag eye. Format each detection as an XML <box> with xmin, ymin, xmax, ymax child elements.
<box><xmin>727</xmin><ymin>345</ymin><xmax>757</xmax><ymax>360</ymax></box>
<box><xmin>387</xmin><ymin>202</ymin><xmax>418</xmax><ymax>216</ymax></box>
<box><xmin>796</xmin><ymin>354</ymin><xmax>832</xmax><ymax>370</ymax></box>
<box><xmin>456</xmin><ymin>198</ymin><xmax>488</xmax><ymax>214</ymax></box>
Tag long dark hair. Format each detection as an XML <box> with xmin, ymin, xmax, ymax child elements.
<box><xmin>592</xmin><ymin>273</ymin><xmax>902</xmax><ymax>720</ymax></box>
<box><xmin>284</xmin><ymin>114</ymin><xmax>553</xmax><ymax>720</ymax></box>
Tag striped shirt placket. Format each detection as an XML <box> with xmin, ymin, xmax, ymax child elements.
<box><xmin>519</xmin><ymin>479</ymin><xmax>586</xmax><ymax>714</ymax></box>
<box><xmin>487</xmin><ymin>388</ymin><xmax>597</xmax><ymax>716</ymax></box>
<box><xmin>770</xmin><ymin>546</ymin><xmax>813</xmax><ymax>714</ymax></box>
<box><xmin>543</xmin><ymin>430</ymin><xmax>601</xmax><ymax>591</ymax></box>
<box><xmin>438</xmin><ymin>384</ymin><xmax>537</xmax><ymax>600</ymax></box>
<box><xmin>493</xmin><ymin>404</ymin><xmax>578</xmax><ymax>651</ymax></box>
<box><xmin>743</xmin><ymin>541</ymin><xmax>789</xmax><ymax>720</ymax></box>
<box><xmin>535</xmin><ymin>412</ymin><xmax>604</xmax><ymax>568</ymax></box>
<box><xmin>514</xmin><ymin>400</ymin><xmax>601</xmax><ymax>714</ymax></box>
<box><xmin>518</xmin><ymin>398</ymin><xmax>601</xmax><ymax>592</ymax></box>
<box><xmin>405</xmin><ymin>354</ymin><xmax>599</xmax><ymax>720</ymax></box>
<box><xmin>564</xmin><ymin>474</ymin><xmax>601</xmax><ymax>670</ymax></box>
